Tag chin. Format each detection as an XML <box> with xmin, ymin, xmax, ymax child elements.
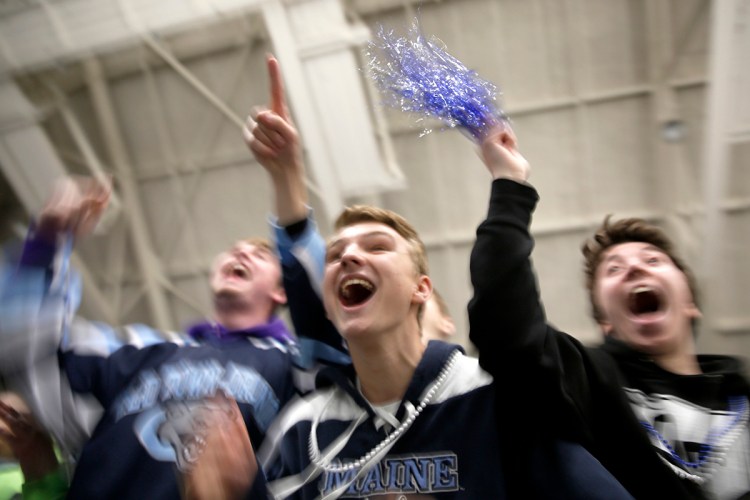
<box><xmin>628</xmin><ymin>333</ymin><xmax>676</xmax><ymax>356</ymax></box>
<box><xmin>214</xmin><ymin>289</ymin><xmax>235</xmax><ymax>299</ymax></box>
<box><xmin>337</xmin><ymin>319</ymin><xmax>374</xmax><ymax>341</ymax></box>
<box><xmin>214</xmin><ymin>288</ymin><xmax>250</xmax><ymax>305</ymax></box>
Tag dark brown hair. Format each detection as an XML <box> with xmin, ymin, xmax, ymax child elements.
<box><xmin>582</xmin><ymin>216</ymin><xmax>699</xmax><ymax>324</ymax></box>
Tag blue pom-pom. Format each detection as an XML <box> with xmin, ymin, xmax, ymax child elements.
<box><xmin>366</xmin><ymin>21</ymin><xmax>507</xmax><ymax>140</ymax></box>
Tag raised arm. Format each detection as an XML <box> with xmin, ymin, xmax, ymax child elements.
<box><xmin>469</xmin><ymin>126</ymin><xmax>599</xmax><ymax>441</ymax></box>
<box><xmin>0</xmin><ymin>177</ymin><xmax>188</xmax><ymax>457</ymax></box>
<box><xmin>0</xmin><ymin>176</ymin><xmax>113</xmax><ymax>376</ymax></box>
<box><xmin>34</xmin><ymin>176</ymin><xmax>111</xmax><ymax>245</ymax></box>
<box><xmin>243</xmin><ymin>55</ymin><xmax>306</xmax><ymax>226</ymax></box>
<box><xmin>479</xmin><ymin>126</ymin><xmax>530</xmax><ymax>183</ymax></box>
<box><xmin>244</xmin><ymin>55</ymin><xmax>346</xmax><ymax>363</ymax></box>
<box><xmin>468</xmin><ymin>126</ymin><xmax>546</xmax><ymax>366</ymax></box>
<box><xmin>469</xmin><ymin>127</ymin><xmax>578</xmax><ymax>394</ymax></box>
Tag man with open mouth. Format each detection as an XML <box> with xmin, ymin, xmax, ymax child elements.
<box><xmin>469</xmin><ymin>132</ymin><xmax>750</xmax><ymax>498</ymax></box>
<box><xmin>0</xmin><ymin>176</ymin><xmax>348</xmax><ymax>498</ymax></box>
<box><xmin>238</xmin><ymin>55</ymin><xmax>632</xmax><ymax>499</ymax></box>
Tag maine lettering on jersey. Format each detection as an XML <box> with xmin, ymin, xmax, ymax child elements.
<box><xmin>320</xmin><ymin>453</ymin><xmax>459</xmax><ymax>497</ymax></box>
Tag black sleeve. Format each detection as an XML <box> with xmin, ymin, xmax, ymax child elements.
<box><xmin>467</xmin><ymin>179</ymin><xmax>594</xmax><ymax>439</ymax></box>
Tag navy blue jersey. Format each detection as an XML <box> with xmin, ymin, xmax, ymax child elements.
<box><xmin>0</xmin><ymin>222</ymin><xmax>349</xmax><ymax>499</ymax></box>
<box><xmin>261</xmin><ymin>212</ymin><xmax>633</xmax><ymax>499</ymax></box>
<box><xmin>260</xmin><ymin>342</ymin><xmax>507</xmax><ymax>498</ymax></box>
<box><xmin>64</xmin><ymin>328</ymin><xmax>297</xmax><ymax>499</ymax></box>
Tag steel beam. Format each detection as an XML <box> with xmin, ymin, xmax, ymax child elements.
<box><xmin>84</xmin><ymin>57</ymin><xmax>173</xmax><ymax>330</ymax></box>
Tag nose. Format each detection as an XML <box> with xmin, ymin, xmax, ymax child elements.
<box><xmin>231</xmin><ymin>248</ymin><xmax>251</xmax><ymax>264</ymax></box>
<box><xmin>340</xmin><ymin>244</ymin><xmax>364</xmax><ymax>267</ymax></box>
<box><xmin>624</xmin><ymin>259</ymin><xmax>647</xmax><ymax>279</ymax></box>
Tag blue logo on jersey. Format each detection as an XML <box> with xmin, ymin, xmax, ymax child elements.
<box><xmin>114</xmin><ymin>359</ymin><xmax>278</xmax><ymax>429</ymax></box>
<box><xmin>320</xmin><ymin>453</ymin><xmax>459</xmax><ymax>497</ymax></box>
<box><xmin>112</xmin><ymin>360</ymin><xmax>279</xmax><ymax>468</ymax></box>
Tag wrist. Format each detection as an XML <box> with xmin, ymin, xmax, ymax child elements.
<box><xmin>491</xmin><ymin>171</ymin><xmax>529</xmax><ymax>183</ymax></box>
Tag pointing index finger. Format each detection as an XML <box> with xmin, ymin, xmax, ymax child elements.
<box><xmin>267</xmin><ymin>54</ymin><xmax>286</xmax><ymax>118</ymax></box>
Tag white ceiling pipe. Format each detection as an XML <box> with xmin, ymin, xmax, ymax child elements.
<box><xmin>83</xmin><ymin>57</ymin><xmax>174</xmax><ymax>330</ymax></box>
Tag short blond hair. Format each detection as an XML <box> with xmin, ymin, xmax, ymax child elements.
<box><xmin>239</xmin><ymin>237</ymin><xmax>274</xmax><ymax>254</ymax></box>
<box><xmin>334</xmin><ymin>205</ymin><xmax>429</xmax><ymax>276</ymax></box>
<box><xmin>334</xmin><ymin>205</ymin><xmax>429</xmax><ymax>323</ymax></box>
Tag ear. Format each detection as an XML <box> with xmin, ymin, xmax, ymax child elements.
<box><xmin>686</xmin><ymin>301</ymin><xmax>702</xmax><ymax>320</ymax></box>
<box><xmin>271</xmin><ymin>284</ymin><xmax>287</xmax><ymax>306</ymax></box>
<box><xmin>412</xmin><ymin>275</ymin><xmax>432</xmax><ymax>306</ymax></box>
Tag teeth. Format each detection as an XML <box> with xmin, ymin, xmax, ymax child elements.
<box><xmin>230</xmin><ymin>263</ymin><xmax>248</xmax><ymax>277</ymax></box>
<box><xmin>633</xmin><ymin>285</ymin><xmax>652</xmax><ymax>294</ymax></box>
<box><xmin>341</xmin><ymin>278</ymin><xmax>374</xmax><ymax>297</ymax></box>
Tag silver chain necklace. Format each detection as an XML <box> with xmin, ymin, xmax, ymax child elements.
<box><xmin>308</xmin><ymin>350</ymin><xmax>460</xmax><ymax>473</ymax></box>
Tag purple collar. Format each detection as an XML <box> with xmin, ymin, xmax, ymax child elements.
<box><xmin>187</xmin><ymin>316</ymin><xmax>294</xmax><ymax>343</ymax></box>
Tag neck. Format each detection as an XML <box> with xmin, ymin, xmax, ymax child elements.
<box><xmin>651</xmin><ymin>334</ymin><xmax>701</xmax><ymax>375</ymax></box>
<box><xmin>213</xmin><ymin>300</ymin><xmax>272</xmax><ymax>332</ymax></box>
<box><xmin>652</xmin><ymin>350</ymin><xmax>701</xmax><ymax>375</ymax></box>
<box><xmin>349</xmin><ymin>330</ymin><xmax>425</xmax><ymax>405</ymax></box>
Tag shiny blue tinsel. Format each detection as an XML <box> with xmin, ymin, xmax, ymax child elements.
<box><xmin>366</xmin><ymin>21</ymin><xmax>506</xmax><ymax>140</ymax></box>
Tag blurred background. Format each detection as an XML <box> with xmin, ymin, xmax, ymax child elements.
<box><xmin>0</xmin><ymin>0</ymin><xmax>748</xmax><ymax>358</ymax></box>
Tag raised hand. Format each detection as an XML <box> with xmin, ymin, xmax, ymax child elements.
<box><xmin>243</xmin><ymin>54</ymin><xmax>307</xmax><ymax>224</ymax></box>
<box><xmin>181</xmin><ymin>395</ymin><xmax>257</xmax><ymax>500</ymax></box>
<box><xmin>36</xmin><ymin>175</ymin><xmax>112</xmax><ymax>243</ymax></box>
<box><xmin>480</xmin><ymin>125</ymin><xmax>530</xmax><ymax>183</ymax></box>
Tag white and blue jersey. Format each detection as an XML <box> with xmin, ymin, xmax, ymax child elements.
<box><xmin>60</xmin><ymin>321</ymin><xmax>298</xmax><ymax>498</ymax></box>
<box><xmin>0</xmin><ymin>222</ymin><xmax>348</xmax><ymax>499</ymax></box>
<box><xmin>261</xmin><ymin>213</ymin><xmax>634</xmax><ymax>499</ymax></box>
<box><xmin>260</xmin><ymin>341</ymin><xmax>508</xmax><ymax>499</ymax></box>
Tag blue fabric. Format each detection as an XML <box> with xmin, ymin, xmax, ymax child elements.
<box><xmin>271</xmin><ymin>213</ymin><xmax>347</xmax><ymax>360</ymax></box>
<box><xmin>262</xmin><ymin>209</ymin><xmax>631</xmax><ymax>499</ymax></box>
<box><xmin>0</xmin><ymin>225</ymin><xmax>349</xmax><ymax>500</ymax></box>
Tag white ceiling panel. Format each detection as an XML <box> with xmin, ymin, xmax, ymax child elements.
<box><xmin>585</xmin><ymin>96</ymin><xmax>658</xmax><ymax>214</ymax></box>
<box><xmin>533</xmin><ymin>230</ymin><xmax>601</xmax><ymax>344</ymax></box>
<box><xmin>509</xmin><ymin>108</ymin><xmax>587</xmax><ymax>223</ymax></box>
<box><xmin>580</xmin><ymin>0</ymin><xmax>649</xmax><ymax>91</ymax></box>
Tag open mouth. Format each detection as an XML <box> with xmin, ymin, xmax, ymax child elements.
<box><xmin>628</xmin><ymin>286</ymin><xmax>663</xmax><ymax>316</ymax></box>
<box><xmin>339</xmin><ymin>278</ymin><xmax>375</xmax><ymax>307</ymax></box>
<box><xmin>224</xmin><ymin>262</ymin><xmax>250</xmax><ymax>280</ymax></box>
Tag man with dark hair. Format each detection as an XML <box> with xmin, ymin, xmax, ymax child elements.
<box><xmin>581</xmin><ymin>216</ymin><xmax>701</xmax><ymax>342</ymax></box>
<box><xmin>468</xmin><ymin>127</ymin><xmax>750</xmax><ymax>499</ymax></box>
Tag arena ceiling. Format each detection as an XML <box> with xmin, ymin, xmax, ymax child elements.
<box><xmin>0</xmin><ymin>0</ymin><xmax>748</xmax><ymax>358</ymax></box>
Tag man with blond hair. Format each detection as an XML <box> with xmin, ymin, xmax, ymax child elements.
<box><xmin>0</xmin><ymin>175</ymin><xmax>347</xmax><ymax>499</ymax></box>
<box><xmin>237</xmin><ymin>54</ymin><xmax>632</xmax><ymax>499</ymax></box>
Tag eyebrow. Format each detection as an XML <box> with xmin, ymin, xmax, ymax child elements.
<box><xmin>234</xmin><ymin>244</ymin><xmax>274</xmax><ymax>257</ymax></box>
<box><xmin>603</xmin><ymin>244</ymin><xmax>664</xmax><ymax>262</ymax></box>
